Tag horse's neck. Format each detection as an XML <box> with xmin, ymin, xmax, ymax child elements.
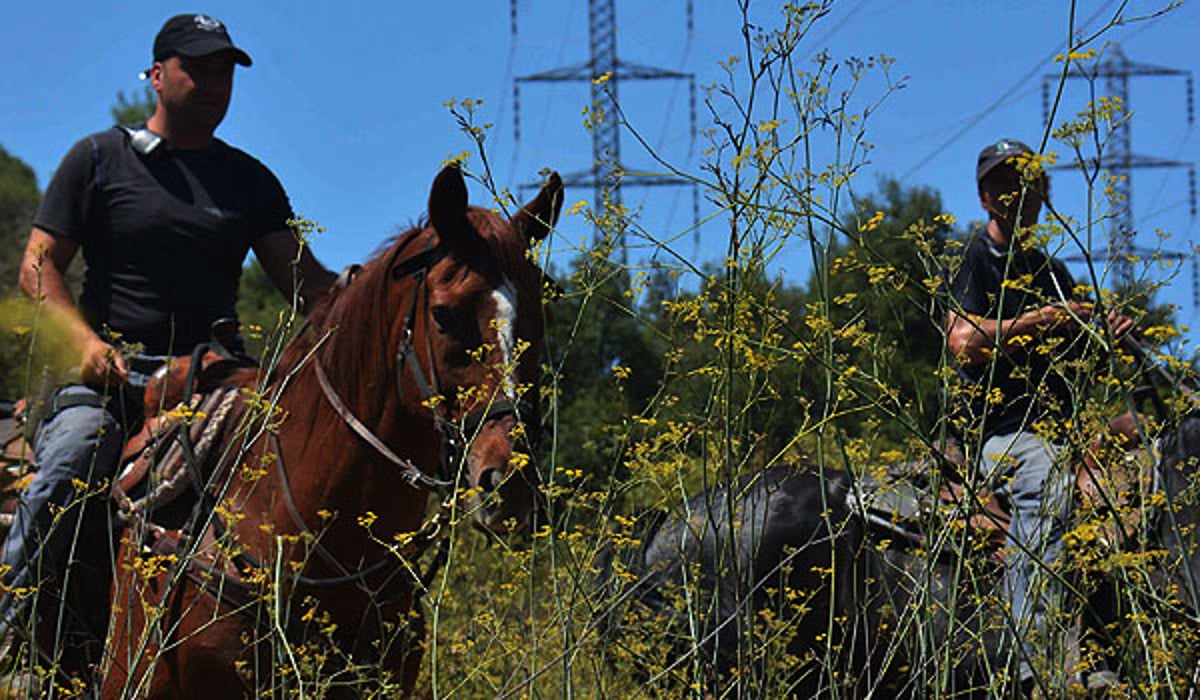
<box><xmin>265</xmin><ymin>339</ymin><xmax>436</xmax><ymax>514</ymax></box>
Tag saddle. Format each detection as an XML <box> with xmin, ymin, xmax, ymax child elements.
<box><xmin>0</xmin><ymin>344</ymin><xmax>260</xmax><ymax>536</ymax></box>
<box><xmin>112</xmin><ymin>349</ymin><xmax>260</xmax><ymax>523</ymax></box>
<box><xmin>848</xmin><ymin>442</ymin><xmax>1012</xmax><ymax>561</ymax></box>
<box><xmin>851</xmin><ymin>421</ymin><xmax>1154</xmax><ymax>564</ymax></box>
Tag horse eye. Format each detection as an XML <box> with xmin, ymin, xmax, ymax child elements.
<box><xmin>431</xmin><ymin>305</ymin><xmax>456</xmax><ymax>332</ymax></box>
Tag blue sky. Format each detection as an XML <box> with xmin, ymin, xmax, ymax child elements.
<box><xmin>3</xmin><ymin>1</ymin><xmax>1198</xmax><ymax>346</ymax></box>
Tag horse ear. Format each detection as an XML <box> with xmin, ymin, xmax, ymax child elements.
<box><xmin>512</xmin><ymin>171</ymin><xmax>563</xmax><ymax>243</ymax></box>
<box><xmin>429</xmin><ymin>164</ymin><xmax>469</xmax><ymax>235</ymax></box>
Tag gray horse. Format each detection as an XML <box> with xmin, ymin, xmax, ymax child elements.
<box><xmin>600</xmin><ymin>415</ymin><xmax>1200</xmax><ymax>697</ymax></box>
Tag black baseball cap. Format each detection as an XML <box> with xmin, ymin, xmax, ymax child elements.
<box><xmin>976</xmin><ymin>138</ymin><xmax>1034</xmax><ymax>182</ymax></box>
<box><xmin>152</xmin><ymin>13</ymin><xmax>252</xmax><ymax>66</ymax></box>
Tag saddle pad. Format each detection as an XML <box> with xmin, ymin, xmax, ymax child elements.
<box><xmin>114</xmin><ymin>386</ymin><xmax>242</xmax><ymax>522</ymax></box>
<box><xmin>847</xmin><ymin>464</ymin><xmax>1010</xmax><ymax>553</ymax></box>
<box><xmin>846</xmin><ymin>471</ymin><xmax>932</xmax><ymax>543</ymax></box>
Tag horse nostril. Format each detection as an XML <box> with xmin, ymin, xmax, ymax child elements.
<box><xmin>479</xmin><ymin>468</ymin><xmax>504</xmax><ymax>493</ymax></box>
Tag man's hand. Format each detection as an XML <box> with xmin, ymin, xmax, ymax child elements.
<box><xmin>20</xmin><ymin>228</ymin><xmax>128</xmax><ymax>387</ymax></box>
<box><xmin>1032</xmin><ymin>300</ymin><xmax>1092</xmax><ymax>332</ymax></box>
<box><xmin>80</xmin><ymin>336</ymin><xmax>127</xmax><ymax>388</ymax></box>
<box><xmin>1033</xmin><ymin>302</ymin><xmax>1138</xmax><ymax>343</ymax></box>
<box><xmin>1105</xmin><ymin>308</ymin><xmax>1136</xmax><ymax>341</ymax></box>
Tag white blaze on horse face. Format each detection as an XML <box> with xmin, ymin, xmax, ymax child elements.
<box><xmin>491</xmin><ymin>278</ymin><xmax>519</xmax><ymax>400</ymax></box>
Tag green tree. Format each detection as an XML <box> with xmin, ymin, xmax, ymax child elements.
<box><xmin>544</xmin><ymin>256</ymin><xmax>665</xmax><ymax>480</ymax></box>
<box><xmin>603</xmin><ymin>179</ymin><xmax>954</xmax><ymax>472</ymax></box>
<box><xmin>111</xmin><ymin>86</ymin><xmax>156</xmax><ymax>125</ymax></box>
<box><xmin>0</xmin><ymin>145</ymin><xmax>39</xmax><ymax>295</ymax></box>
<box><xmin>794</xmin><ymin>177</ymin><xmax>954</xmax><ymax>443</ymax></box>
<box><xmin>0</xmin><ymin>145</ymin><xmax>41</xmax><ymax>397</ymax></box>
<box><xmin>236</xmin><ymin>259</ymin><xmax>295</xmax><ymax>358</ymax></box>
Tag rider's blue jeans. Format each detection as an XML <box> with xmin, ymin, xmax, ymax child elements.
<box><xmin>980</xmin><ymin>430</ymin><xmax>1073</xmax><ymax>685</ymax></box>
<box><xmin>1</xmin><ymin>386</ymin><xmax>125</xmax><ymax>612</ymax></box>
<box><xmin>0</xmin><ymin>357</ymin><xmax>165</xmax><ymax>633</ymax></box>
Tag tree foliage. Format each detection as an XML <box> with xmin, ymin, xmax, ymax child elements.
<box><xmin>544</xmin><ymin>253</ymin><xmax>666</xmax><ymax>484</ymax></box>
<box><xmin>110</xmin><ymin>86</ymin><xmax>156</xmax><ymax>126</ymax></box>
<box><xmin>537</xmin><ymin>178</ymin><xmax>958</xmax><ymax>525</ymax></box>
<box><xmin>235</xmin><ymin>258</ymin><xmax>294</xmax><ymax>357</ymax></box>
<box><xmin>798</xmin><ymin>177</ymin><xmax>955</xmax><ymax>440</ymax></box>
<box><xmin>0</xmin><ymin>144</ymin><xmax>39</xmax><ymax>296</ymax></box>
<box><xmin>0</xmin><ymin>146</ymin><xmax>41</xmax><ymax>397</ymax></box>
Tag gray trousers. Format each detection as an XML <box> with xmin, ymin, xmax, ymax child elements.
<box><xmin>980</xmin><ymin>430</ymin><xmax>1073</xmax><ymax>684</ymax></box>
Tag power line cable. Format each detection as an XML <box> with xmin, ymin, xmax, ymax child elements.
<box><xmin>803</xmin><ymin>0</ymin><xmax>873</xmax><ymax>58</ymax></box>
<box><xmin>900</xmin><ymin>0</ymin><xmax>1122</xmax><ymax>181</ymax></box>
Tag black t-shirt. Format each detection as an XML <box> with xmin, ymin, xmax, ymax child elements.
<box><xmin>948</xmin><ymin>230</ymin><xmax>1079</xmax><ymax>438</ymax></box>
<box><xmin>34</xmin><ymin>126</ymin><xmax>292</xmax><ymax>355</ymax></box>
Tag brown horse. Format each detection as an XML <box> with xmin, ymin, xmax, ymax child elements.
<box><xmin>101</xmin><ymin>165</ymin><xmax>562</xmax><ymax>698</ymax></box>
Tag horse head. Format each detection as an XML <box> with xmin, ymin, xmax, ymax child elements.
<box><xmin>395</xmin><ymin>165</ymin><xmax>561</xmax><ymax>533</ymax></box>
<box><xmin>301</xmin><ymin>165</ymin><xmax>560</xmax><ymax>536</ymax></box>
<box><xmin>101</xmin><ymin>166</ymin><xmax>563</xmax><ymax>698</ymax></box>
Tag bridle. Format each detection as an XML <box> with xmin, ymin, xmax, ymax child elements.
<box><xmin>313</xmin><ymin>231</ymin><xmax>538</xmax><ymax>495</ymax></box>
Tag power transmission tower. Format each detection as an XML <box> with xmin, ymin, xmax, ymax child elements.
<box><xmin>1041</xmin><ymin>43</ymin><xmax>1196</xmax><ymax>298</ymax></box>
<box><xmin>512</xmin><ymin>0</ymin><xmax>698</xmax><ymax>265</ymax></box>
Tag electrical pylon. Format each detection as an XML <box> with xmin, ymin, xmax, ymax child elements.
<box><xmin>512</xmin><ymin>0</ymin><xmax>698</xmax><ymax>265</ymax></box>
<box><xmin>1042</xmin><ymin>43</ymin><xmax>1196</xmax><ymax>298</ymax></box>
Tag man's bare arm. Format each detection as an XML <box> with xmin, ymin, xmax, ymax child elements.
<box><xmin>945</xmin><ymin>301</ymin><xmax>1093</xmax><ymax>368</ymax></box>
<box><xmin>252</xmin><ymin>229</ymin><xmax>337</xmax><ymax>313</ymax></box>
<box><xmin>21</xmin><ymin>227</ymin><xmax>126</xmax><ymax>386</ymax></box>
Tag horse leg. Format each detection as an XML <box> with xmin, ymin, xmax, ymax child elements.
<box><xmin>103</xmin><ymin>531</ymin><xmax>254</xmax><ymax>699</ymax></box>
<box><xmin>104</xmin><ymin>529</ymin><xmax>190</xmax><ymax>699</ymax></box>
<box><xmin>104</xmin><ymin>529</ymin><xmax>159</xmax><ymax>698</ymax></box>
<box><xmin>1080</xmin><ymin>574</ymin><xmax>1120</xmax><ymax>678</ymax></box>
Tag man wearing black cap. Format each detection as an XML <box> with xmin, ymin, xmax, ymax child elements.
<box><xmin>2</xmin><ymin>13</ymin><xmax>334</xmax><ymax>667</ymax></box>
<box><xmin>946</xmin><ymin>139</ymin><xmax>1131</xmax><ymax>691</ymax></box>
